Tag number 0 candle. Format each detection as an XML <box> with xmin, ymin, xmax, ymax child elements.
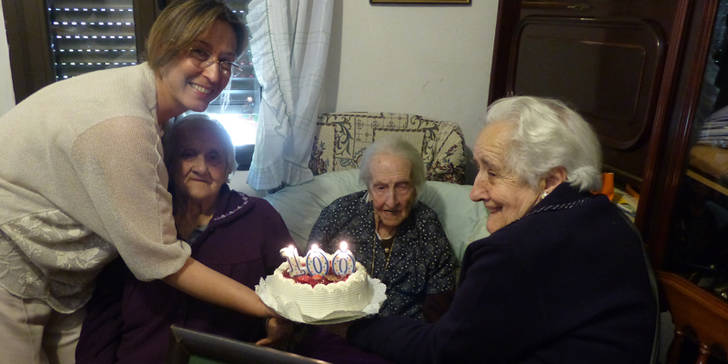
<box><xmin>332</xmin><ymin>241</ymin><xmax>356</xmax><ymax>276</ymax></box>
<box><xmin>305</xmin><ymin>244</ymin><xmax>330</xmax><ymax>276</ymax></box>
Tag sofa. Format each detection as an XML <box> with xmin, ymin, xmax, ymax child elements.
<box><xmin>230</xmin><ymin>112</ymin><xmax>488</xmax><ymax>263</ymax></box>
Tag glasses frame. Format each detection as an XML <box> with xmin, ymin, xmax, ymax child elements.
<box><xmin>186</xmin><ymin>47</ymin><xmax>242</xmax><ymax>77</ymax></box>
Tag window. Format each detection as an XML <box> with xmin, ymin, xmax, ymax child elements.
<box><xmin>2</xmin><ymin>0</ymin><xmax>259</xmax><ymax>147</ymax></box>
<box><xmin>47</xmin><ymin>1</ymin><xmax>137</xmax><ymax>79</ymax></box>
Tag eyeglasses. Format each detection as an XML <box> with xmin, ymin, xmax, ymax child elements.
<box><xmin>187</xmin><ymin>47</ymin><xmax>241</xmax><ymax>77</ymax></box>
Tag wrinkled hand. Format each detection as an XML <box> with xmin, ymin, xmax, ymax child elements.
<box><xmin>256</xmin><ymin>316</ymin><xmax>294</xmax><ymax>348</ymax></box>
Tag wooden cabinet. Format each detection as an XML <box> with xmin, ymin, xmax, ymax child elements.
<box><xmin>655</xmin><ymin>0</ymin><xmax>728</xmax><ymax>302</ymax></box>
<box><xmin>490</xmin><ymin>0</ymin><xmax>728</xmax><ymax>306</ymax></box>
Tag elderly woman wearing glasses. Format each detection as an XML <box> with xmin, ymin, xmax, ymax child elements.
<box><xmin>0</xmin><ymin>1</ymin><xmax>282</xmax><ymax>362</ymax></box>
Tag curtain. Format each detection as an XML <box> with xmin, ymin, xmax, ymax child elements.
<box><xmin>245</xmin><ymin>0</ymin><xmax>334</xmax><ymax>190</ymax></box>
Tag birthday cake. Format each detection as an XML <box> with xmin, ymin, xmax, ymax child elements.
<box><xmin>255</xmin><ymin>244</ymin><xmax>386</xmax><ymax>323</ymax></box>
<box><xmin>270</xmin><ymin>261</ymin><xmax>371</xmax><ymax>314</ymax></box>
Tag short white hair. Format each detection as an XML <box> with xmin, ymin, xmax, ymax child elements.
<box><xmin>359</xmin><ymin>136</ymin><xmax>426</xmax><ymax>192</ymax></box>
<box><xmin>485</xmin><ymin>96</ymin><xmax>602</xmax><ymax>192</ymax></box>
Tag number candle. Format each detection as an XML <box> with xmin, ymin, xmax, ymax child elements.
<box><xmin>332</xmin><ymin>241</ymin><xmax>356</xmax><ymax>276</ymax></box>
<box><xmin>280</xmin><ymin>245</ymin><xmax>305</xmax><ymax>277</ymax></box>
<box><xmin>305</xmin><ymin>243</ymin><xmax>330</xmax><ymax>276</ymax></box>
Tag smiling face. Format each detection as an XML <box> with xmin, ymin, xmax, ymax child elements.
<box><xmin>368</xmin><ymin>153</ymin><xmax>417</xmax><ymax>234</ymax></box>
<box><xmin>171</xmin><ymin>124</ymin><xmax>228</xmax><ymax>208</ymax></box>
<box><xmin>156</xmin><ymin>20</ymin><xmax>237</xmax><ymax>121</ymax></box>
<box><xmin>470</xmin><ymin>121</ymin><xmax>541</xmax><ymax>233</ymax></box>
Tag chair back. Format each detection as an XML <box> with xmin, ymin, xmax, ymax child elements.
<box><xmin>309</xmin><ymin>112</ymin><xmax>466</xmax><ymax>183</ymax></box>
<box><xmin>658</xmin><ymin>270</ymin><xmax>728</xmax><ymax>364</ymax></box>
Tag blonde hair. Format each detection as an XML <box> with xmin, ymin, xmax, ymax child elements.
<box><xmin>146</xmin><ymin>0</ymin><xmax>246</xmax><ymax>74</ymax></box>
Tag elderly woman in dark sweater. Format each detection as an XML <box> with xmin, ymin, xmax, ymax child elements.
<box><xmin>342</xmin><ymin>96</ymin><xmax>658</xmax><ymax>363</ymax></box>
<box><xmin>294</xmin><ymin>137</ymin><xmax>457</xmax><ymax>364</ymax></box>
<box><xmin>76</xmin><ymin>115</ymin><xmax>292</xmax><ymax>363</ymax></box>
<box><xmin>308</xmin><ymin>137</ymin><xmax>457</xmax><ymax>322</ymax></box>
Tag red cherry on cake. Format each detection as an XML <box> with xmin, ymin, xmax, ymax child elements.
<box><xmin>294</xmin><ymin>275</ymin><xmax>311</xmax><ymax>284</ymax></box>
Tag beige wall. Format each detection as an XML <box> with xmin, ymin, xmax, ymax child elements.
<box><xmin>0</xmin><ymin>5</ymin><xmax>16</xmax><ymax>116</ymax></box>
<box><xmin>321</xmin><ymin>0</ymin><xmax>499</xmax><ymax>148</ymax></box>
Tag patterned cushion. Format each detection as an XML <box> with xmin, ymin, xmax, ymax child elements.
<box><xmin>308</xmin><ymin>112</ymin><xmax>466</xmax><ymax>184</ymax></box>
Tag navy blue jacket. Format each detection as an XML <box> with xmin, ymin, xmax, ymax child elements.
<box><xmin>348</xmin><ymin>183</ymin><xmax>657</xmax><ymax>363</ymax></box>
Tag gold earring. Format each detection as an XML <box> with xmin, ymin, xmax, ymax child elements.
<box><xmin>541</xmin><ymin>191</ymin><xmax>549</xmax><ymax>199</ymax></box>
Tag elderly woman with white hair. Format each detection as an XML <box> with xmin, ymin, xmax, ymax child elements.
<box><xmin>342</xmin><ymin>96</ymin><xmax>658</xmax><ymax>363</ymax></box>
<box><xmin>308</xmin><ymin>137</ymin><xmax>457</xmax><ymax>322</ymax></box>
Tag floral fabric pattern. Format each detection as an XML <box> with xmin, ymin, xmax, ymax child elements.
<box><xmin>309</xmin><ymin>112</ymin><xmax>466</xmax><ymax>184</ymax></box>
<box><xmin>0</xmin><ymin>210</ymin><xmax>116</xmax><ymax>313</ymax></box>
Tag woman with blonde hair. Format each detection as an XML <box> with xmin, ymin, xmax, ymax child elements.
<box><xmin>0</xmin><ymin>1</ymin><xmax>281</xmax><ymax>362</ymax></box>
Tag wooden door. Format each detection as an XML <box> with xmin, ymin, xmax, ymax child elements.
<box><xmin>489</xmin><ymin>0</ymin><xmax>692</xmax><ymax>257</ymax></box>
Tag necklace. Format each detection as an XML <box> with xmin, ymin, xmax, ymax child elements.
<box><xmin>371</xmin><ymin>213</ymin><xmax>396</xmax><ymax>274</ymax></box>
<box><xmin>371</xmin><ymin>230</ymin><xmax>395</xmax><ymax>274</ymax></box>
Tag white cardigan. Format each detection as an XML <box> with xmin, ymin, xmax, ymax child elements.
<box><xmin>0</xmin><ymin>63</ymin><xmax>190</xmax><ymax>312</ymax></box>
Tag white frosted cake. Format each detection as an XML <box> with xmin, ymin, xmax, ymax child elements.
<box><xmin>256</xmin><ymin>261</ymin><xmax>386</xmax><ymax>323</ymax></box>
<box><xmin>269</xmin><ymin>261</ymin><xmax>371</xmax><ymax>317</ymax></box>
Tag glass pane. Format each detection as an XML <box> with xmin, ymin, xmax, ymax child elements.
<box><xmin>46</xmin><ymin>0</ymin><xmax>137</xmax><ymax>80</ymax></box>
<box><xmin>667</xmin><ymin>0</ymin><xmax>728</xmax><ymax>302</ymax></box>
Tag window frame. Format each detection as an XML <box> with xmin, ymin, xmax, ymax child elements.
<box><xmin>1</xmin><ymin>0</ymin><xmax>160</xmax><ymax>103</ymax></box>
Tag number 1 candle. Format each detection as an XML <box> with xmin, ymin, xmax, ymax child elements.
<box><xmin>281</xmin><ymin>245</ymin><xmax>305</xmax><ymax>277</ymax></box>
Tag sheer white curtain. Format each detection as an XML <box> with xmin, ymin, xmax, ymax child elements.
<box><xmin>245</xmin><ymin>0</ymin><xmax>334</xmax><ymax>190</ymax></box>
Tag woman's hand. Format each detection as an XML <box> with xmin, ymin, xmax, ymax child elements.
<box><xmin>163</xmin><ymin>257</ymin><xmax>272</xmax><ymax>318</ymax></box>
<box><xmin>256</xmin><ymin>317</ymin><xmax>295</xmax><ymax>348</ymax></box>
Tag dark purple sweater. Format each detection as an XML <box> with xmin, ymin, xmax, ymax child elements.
<box><xmin>76</xmin><ymin>185</ymin><xmax>291</xmax><ymax>363</ymax></box>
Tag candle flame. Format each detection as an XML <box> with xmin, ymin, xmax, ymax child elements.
<box><xmin>339</xmin><ymin>241</ymin><xmax>348</xmax><ymax>250</ymax></box>
<box><xmin>281</xmin><ymin>244</ymin><xmax>297</xmax><ymax>257</ymax></box>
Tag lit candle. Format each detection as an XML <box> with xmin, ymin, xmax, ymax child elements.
<box><xmin>280</xmin><ymin>245</ymin><xmax>305</xmax><ymax>277</ymax></box>
<box><xmin>332</xmin><ymin>241</ymin><xmax>356</xmax><ymax>276</ymax></box>
<box><xmin>305</xmin><ymin>243</ymin><xmax>330</xmax><ymax>276</ymax></box>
